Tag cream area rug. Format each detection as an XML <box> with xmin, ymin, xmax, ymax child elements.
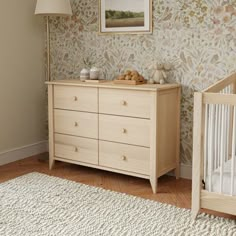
<box><xmin>0</xmin><ymin>173</ymin><xmax>235</xmax><ymax>236</ymax></box>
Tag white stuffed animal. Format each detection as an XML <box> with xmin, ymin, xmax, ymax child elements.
<box><xmin>149</xmin><ymin>62</ymin><xmax>168</xmax><ymax>84</ymax></box>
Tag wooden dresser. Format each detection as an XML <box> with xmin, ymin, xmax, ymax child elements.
<box><xmin>46</xmin><ymin>80</ymin><xmax>181</xmax><ymax>193</ymax></box>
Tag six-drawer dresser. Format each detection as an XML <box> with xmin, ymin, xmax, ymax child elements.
<box><xmin>46</xmin><ymin>80</ymin><xmax>181</xmax><ymax>193</ymax></box>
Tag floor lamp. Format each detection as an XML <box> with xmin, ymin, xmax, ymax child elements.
<box><xmin>35</xmin><ymin>0</ymin><xmax>72</xmax><ymax>162</ymax></box>
<box><xmin>35</xmin><ymin>0</ymin><xmax>72</xmax><ymax>81</ymax></box>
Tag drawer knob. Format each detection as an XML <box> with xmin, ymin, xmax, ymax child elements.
<box><xmin>122</xmin><ymin>128</ymin><xmax>127</xmax><ymax>134</ymax></box>
<box><xmin>74</xmin><ymin>122</ymin><xmax>79</xmax><ymax>127</ymax></box>
<box><xmin>74</xmin><ymin>147</ymin><xmax>79</xmax><ymax>152</ymax></box>
<box><xmin>121</xmin><ymin>155</ymin><xmax>127</xmax><ymax>161</ymax></box>
<box><xmin>73</xmin><ymin>96</ymin><xmax>78</xmax><ymax>101</ymax></box>
<box><xmin>121</xmin><ymin>100</ymin><xmax>127</xmax><ymax>106</ymax></box>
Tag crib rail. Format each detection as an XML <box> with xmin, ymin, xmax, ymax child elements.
<box><xmin>203</xmin><ymin>97</ymin><xmax>236</xmax><ymax>195</ymax></box>
<box><xmin>204</xmin><ymin>73</ymin><xmax>236</xmax><ymax>93</ymax></box>
<box><xmin>192</xmin><ymin>73</ymin><xmax>236</xmax><ymax>217</ymax></box>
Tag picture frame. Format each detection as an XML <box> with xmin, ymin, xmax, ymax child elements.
<box><xmin>99</xmin><ymin>0</ymin><xmax>152</xmax><ymax>34</ymax></box>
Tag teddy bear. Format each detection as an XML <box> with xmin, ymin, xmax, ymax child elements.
<box><xmin>148</xmin><ymin>62</ymin><xmax>170</xmax><ymax>84</ymax></box>
<box><xmin>116</xmin><ymin>70</ymin><xmax>145</xmax><ymax>83</ymax></box>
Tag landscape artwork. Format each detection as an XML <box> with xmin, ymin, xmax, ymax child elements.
<box><xmin>100</xmin><ymin>0</ymin><xmax>152</xmax><ymax>34</ymax></box>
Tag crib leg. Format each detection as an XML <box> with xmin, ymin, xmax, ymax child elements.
<box><xmin>191</xmin><ymin>171</ymin><xmax>201</xmax><ymax>220</ymax></box>
<box><xmin>191</xmin><ymin>208</ymin><xmax>199</xmax><ymax>220</ymax></box>
<box><xmin>191</xmin><ymin>187</ymin><xmax>200</xmax><ymax>220</ymax></box>
<box><xmin>191</xmin><ymin>92</ymin><xmax>203</xmax><ymax>221</ymax></box>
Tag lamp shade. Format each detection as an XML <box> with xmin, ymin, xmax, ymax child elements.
<box><xmin>35</xmin><ymin>0</ymin><xmax>72</xmax><ymax>16</ymax></box>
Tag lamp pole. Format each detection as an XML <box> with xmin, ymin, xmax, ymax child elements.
<box><xmin>46</xmin><ymin>16</ymin><xmax>50</xmax><ymax>81</ymax></box>
<box><xmin>35</xmin><ymin>0</ymin><xmax>72</xmax><ymax>82</ymax></box>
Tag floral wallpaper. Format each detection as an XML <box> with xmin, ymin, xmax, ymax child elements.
<box><xmin>49</xmin><ymin>0</ymin><xmax>236</xmax><ymax>165</ymax></box>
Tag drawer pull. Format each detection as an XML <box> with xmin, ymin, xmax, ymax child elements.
<box><xmin>74</xmin><ymin>122</ymin><xmax>79</xmax><ymax>127</ymax></box>
<box><xmin>121</xmin><ymin>100</ymin><xmax>127</xmax><ymax>106</ymax></box>
<box><xmin>73</xmin><ymin>96</ymin><xmax>78</xmax><ymax>101</ymax></box>
<box><xmin>121</xmin><ymin>155</ymin><xmax>127</xmax><ymax>161</ymax></box>
<box><xmin>74</xmin><ymin>147</ymin><xmax>79</xmax><ymax>152</ymax></box>
<box><xmin>122</xmin><ymin>128</ymin><xmax>127</xmax><ymax>134</ymax></box>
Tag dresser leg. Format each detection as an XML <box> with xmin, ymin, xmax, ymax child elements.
<box><xmin>175</xmin><ymin>166</ymin><xmax>180</xmax><ymax>180</ymax></box>
<box><xmin>49</xmin><ymin>158</ymin><xmax>55</xmax><ymax>170</ymax></box>
<box><xmin>150</xmin><ymin>178</ymin><xmax>158</xmax><ymax>194</ymax></box>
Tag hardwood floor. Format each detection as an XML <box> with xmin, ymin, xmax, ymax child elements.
<box><xmin>0</xmin><ymin>153</ymin><xmax>235</xmax><ymax>220</ymax></box>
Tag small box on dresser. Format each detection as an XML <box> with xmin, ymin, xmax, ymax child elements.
<box><xmin>46</xmin><ymin>80</ymin><xmax>181</xmax><ymax>193</ymax></box>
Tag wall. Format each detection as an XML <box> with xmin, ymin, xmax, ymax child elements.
<box><xmin>50</xmin><ymin>0</ymin><xmax>236</xmax><ymax>164</ymax></box>
<box><xmin>0</xmin><ymin>0</ymin><xmax>46</xmax><ymax>158</ymax></box>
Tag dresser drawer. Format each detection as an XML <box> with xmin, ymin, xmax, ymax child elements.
<box><xmin>99</xmin><ymin>114</ymin><xmax>150</xmax><ymax>147</ymax></box>
<box><xmin>54</xmin><ymin>85</ymin><xmax>98</xmax><ymax>112</ymax></box>
<box><xmin>54</xmin><ymin>110</ymin><xmax>98</xmax><ymax>139</ymax></box>
<box><xmin>99</xmin><ymin>88</ymin><xmax>151</xmax><ymax>118</ymax></box>
<box><xmin>55</xmin><ymin>134</ymin><xmax>98</xmax><ymax>165</ymax></box>
<box><xmin>99</xmin><ymin>141</ymin><xmax>150</xmax><ymax>175</ymax></box>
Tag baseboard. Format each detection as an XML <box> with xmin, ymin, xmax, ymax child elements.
<box><xmin>168</xmin><ymin>164</ymin><xmax>192</xmax><ymax>180</ymax></box>
<box><xmin>180</xmin><ymin>164</ymin><xmax>192</xmax><ymax>180</ymax></box>
<box><xmin>0</xmin><ymin>141</ymin><xmax>48</xmax><ymax>166</ymax></box>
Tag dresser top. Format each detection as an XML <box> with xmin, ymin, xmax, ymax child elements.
<box><xmin>46</xmin><ymin>80</ymin><xmax>180</xmax><ymax>92</ymax></box>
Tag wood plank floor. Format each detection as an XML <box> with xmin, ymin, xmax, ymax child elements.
<box><xmin>0</xmin><ymin>153</ymin><xmax>235</xmax><ymax>220</ymax></box>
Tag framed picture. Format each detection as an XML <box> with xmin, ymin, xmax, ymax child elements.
<box><xmin>99</xmin><ymin>0</ymin><xmax>152</xmax><ymax>34</ymax></box>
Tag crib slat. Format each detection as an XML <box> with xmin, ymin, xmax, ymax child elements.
<box><xmin>214</xmin><ymin>105</ymin><xmax>219</xmax><ymax>170</ymax></box>
<box><xmin>204</xmin><ymin>105</ymin><xmax>209</xmax><ymax>182</ymax></box>
<box><xmin>208</xmin><ymin>105</ymin><xmax>215</xmax><ymax>192</ymax></box>
<box><xmin>212</xmin><ymin>105</ymin><xmax>216</xmax><ymax>170</ymax></box>
<box><xmin>231</xmin><ymin>106</ymin><xmax>236</xmax><ymax>195</ymax></box>
<box><xmin>226</xmin><ymin>105</ymin><xmax>230</xmax><ymax>162</ymax></box>
<box><xmin>218</xmin><ymin>105</ymin><xmax>221</xmax><ymax>168</ymax></box>
<box><xmin>218</xmin><ymin>105</ymin><xmax>221</xmax><ymax>167</ymax></box>
<box><xmin>228</xmin><ymin>105</ymin><xmax>234</xmax><ymax>162</ymax></box>
<box><xmin>220</xmin><ymin>105</ymin><xmax>226</xmax><ymax>193</ymax></box>
<box><xmin>225</xmin><ymin>105</ymin><xmax>228</xmax><ymax>163</ymax></box>
<box><xmin>208</xmin><ymin>105</ymin><xmax>211</xmax><ymax>191</ymax></box>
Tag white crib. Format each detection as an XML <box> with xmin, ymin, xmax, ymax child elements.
<box><xmin>192</xmin><ymin>73</ymin><xmax>236</xmax><ymax>219</ymax></box>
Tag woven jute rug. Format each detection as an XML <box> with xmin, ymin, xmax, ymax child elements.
<box><xmin>0</xmin><ymin>173</ymin><xmax>235</xmax><ymax>236</ymax></box>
